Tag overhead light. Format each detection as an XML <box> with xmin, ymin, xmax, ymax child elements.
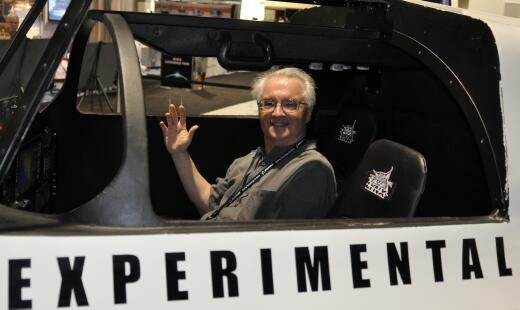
<box><xmin>309</xmin><ymin>62</ymin><xmax>323</xmax><ymax>70</ymax></box>
<box><xmin>330</xmin><ymin>64</ymin><xmax>353</xmax><ymax>71</ymax></box>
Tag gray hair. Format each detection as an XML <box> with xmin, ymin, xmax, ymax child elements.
<box><xmin>251</xmin><ymin>67</ymin><xmax>316</xmax><ymax>111</ymax></box>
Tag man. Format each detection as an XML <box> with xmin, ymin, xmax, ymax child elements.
<box><xmin>160</xmin><ymin>67</ymin><xmax>336</xmax><ymax>220</ymax></box>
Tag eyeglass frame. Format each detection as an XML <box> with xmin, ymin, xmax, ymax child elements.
<box><xmin>257</xmin><ymin>98</ymin><xmax>307</xmax><ymax>113</ymax></box>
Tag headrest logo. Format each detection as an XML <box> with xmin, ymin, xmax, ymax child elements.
<box><xmin>364</xmin><ymin>167</ymin><xmax>395</xmax><ymax>200</ymax></box>
<box><xmin>338</xmin><ymin>120</ymin><xmax>357</xmax><ymax>144</ymax></box>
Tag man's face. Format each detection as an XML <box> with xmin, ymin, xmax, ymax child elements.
<box><xmin>259</xmin><ymin>76</ymin><xmax>311</xmax><ymax>150</ymax></box>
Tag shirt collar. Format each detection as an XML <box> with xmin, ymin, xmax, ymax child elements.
<box><xmin>258</xmin><ymin>139</ymin><xmax>316</xmax><ymax>163</ymax></box>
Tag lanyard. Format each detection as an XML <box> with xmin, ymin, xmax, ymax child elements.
<box><xmin>205</xmin><ymin>138</ymin><xmax>306</xmax><ymax>220</ymax></box>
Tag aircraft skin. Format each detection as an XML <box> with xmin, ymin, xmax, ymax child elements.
<box><xmin>1</xmin><ymin>1</ymin><xmax>520</xmax><ymax>310</ymax></box>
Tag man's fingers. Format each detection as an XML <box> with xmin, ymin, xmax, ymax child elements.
<box><xmin>165</xmin><ymin>112</ymin><xmax>174</xmax><ymax>128</ymax></box>
<box><xmin>159</xmin><ymin>121</ymin><xmax>168</xmax><ymax>137</ymax></box>
<box><xmin>179</xmin><ymin>104</ymin><xmax>187</xmax><ymax>128</ymax></box>
<box><xmin>188</xmin><ymin>125</ymin><xmax>199</xmax><ymax>140</ymax></box>
<box><xmin>169</xmin><ymin>104</ymin><xmax>178</xmax><ymax>128</ymax></box>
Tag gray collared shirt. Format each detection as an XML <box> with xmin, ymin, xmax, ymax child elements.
<box><xmin>202</xmin><ymin>140</ymin><xmax>337</xmax><ymax>220</ymax></box>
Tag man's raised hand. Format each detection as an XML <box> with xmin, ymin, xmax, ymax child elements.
<box><xmin>160</xmin><ymin>103</ymin><xmax>199</xmax><ymax>155</ymax></box>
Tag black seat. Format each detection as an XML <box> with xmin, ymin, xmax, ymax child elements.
<box><xmin>314</xmin><ymin>105</ymin><xmax>377</xmax><ymax>190</ymax></box>
<box><xmin>328</xmin><ymin>139</ymin><xmax>427</xmax><ymax>218</ymax></box>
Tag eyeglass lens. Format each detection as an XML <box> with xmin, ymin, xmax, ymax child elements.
<box><xmin>259</xmin><ymin>99</ymin><xmax>300</xmax><ymax>112</ymax></box>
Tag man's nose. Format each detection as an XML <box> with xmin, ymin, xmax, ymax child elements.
<box><xmin>272</xmin><ymin>102</ymin><xmax>286</xmax><ymax>116</ymax></box>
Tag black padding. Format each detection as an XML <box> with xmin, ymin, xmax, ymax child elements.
<box><xmin>315</xmin><ymin>105</ymin><xmax>376</xmax><ymax>189</ymax></box>
<box><xmin>329</xmin><ymin>139</ymin><xmax>427</xmax><ymax>218</ymax></box>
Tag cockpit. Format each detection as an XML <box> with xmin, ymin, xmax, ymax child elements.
<box><xmin>0</xmin><ymin>0</ymin><xmax>507</xmax><ymax>227</ymax></box>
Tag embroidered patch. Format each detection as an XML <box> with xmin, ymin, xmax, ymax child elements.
<box><xmin>337</xmin><ymin>120</ymin><xmax>357</xmax><ymax>144</ymax></box>
<box><xmin>364</xmin><ymin>167</ymin><xmax>395</xmax><ymax>200</ymax></box>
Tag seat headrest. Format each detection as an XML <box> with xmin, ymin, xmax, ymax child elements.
<box><xmin>315</xmin><ymin>105</ymin><xmax>376</xmax><ymax>185</ymax></box>
<box><xmin>328</xmin><ymin>139</ymin><xmax>427</xmax><ymax>218</ymax></box>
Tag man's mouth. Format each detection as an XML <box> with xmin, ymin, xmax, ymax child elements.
<box><xmin>270</xmin><ymin>121</ymin><xmax>288</xmax><ymax>127</ymax></box>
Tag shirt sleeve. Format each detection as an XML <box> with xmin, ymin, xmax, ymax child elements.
<box><xmin>276</xmin><ymin>161</ymin><xmax>337</xmax><ymax>219</ymax></box>
<box><xmin>207</xmin><ymin>154</ymin><xmax>248</xmax><ymax>210</ymax></box>
<box><xmin>208</xmin><ymin>176</ymin><xmax>230</xmax><ymax>211</ymax></box>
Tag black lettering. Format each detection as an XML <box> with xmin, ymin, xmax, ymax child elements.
<box><xmin>210</xmin><ymin>251</ymin><xmax>239</xmax><ymax>298</ymax></box>
<box><xmin>462</xmin><ymin>239</ymin><xmax>483</xmax><ymax>280</ymax></box>
<box><xmin>295</xmin><ymin>246</ymin><xmax>331</xmax><ymax>292</ymax></box>
<box><xmin>350</xmin><ymin>244</ymin><xmax>371</xmax><ymax>288</ymax></box>
<box><xmin>260</xmin><ymin>249</ymin><xmax>274</xmax><ymax>295</ymax></box>
<box><xmin>9</xmin><ymin>259</ymin><xmax>32</xmax><ymax>309</ymax></box>
<box><xmin>496</xmin><ymin>237</ymin><xmax>513</xmax><ymax>277</ymax></box>
<box><xmin>426</xmin><ymin>240</ymin><xmax>446</xmax><ymax>282</ymax></box>
<box><xmin>387</xmin><ymin>242</ymin><xmax>411</xmax><ymax>285</ymax></box>
<box><xmin>165</xmin><ymin>252</ymin><xmax>189</xmax><ymax>300</ymax></box>
<box><xmin>57</xmin><ymin>256</ymin><xmax>89</xmax><ymax>307</ymax></box>
<box><xmin>113</xmin><ymin>255</ymin><xmax>141</xmax><ymax>304</ymax></box>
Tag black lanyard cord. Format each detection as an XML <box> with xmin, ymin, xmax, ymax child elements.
<box><xmin>205</xmin><ymin>138</ymin><xmax>306</xmax><ymax>220</ymax></box>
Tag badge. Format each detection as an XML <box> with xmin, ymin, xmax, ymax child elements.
<box><xmin>364</xmin><ymin>167</ymin><xmax>395</xmax><ymax>200</ymax></box>
<box><xmin>337</xmin><ymin>120</ymin><xmax>357</xmax><ymax>144</ymax></box>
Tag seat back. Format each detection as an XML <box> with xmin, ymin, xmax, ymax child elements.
<box><xmin>314</xmin><ymin>105</ymin><xmax>376</xmax><ymax>189</ymax></box>
<box><xmin>329</xmin><ymin>139</ymin><xmax>427</xmax><ymax>218</ymax></box>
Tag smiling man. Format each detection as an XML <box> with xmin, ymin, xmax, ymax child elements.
<box><xmin>160</xmin><ymin>68</ymin><xmax>336</xmax><ymax>220</ymax></box>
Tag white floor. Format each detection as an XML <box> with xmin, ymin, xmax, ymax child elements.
<box><xmin>201</xmin><ymin>100</ymin><xmax>259</xmax><ymax>117</ymax></box>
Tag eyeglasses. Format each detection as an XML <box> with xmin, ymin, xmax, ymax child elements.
<box><xmin>257</xmin><ymin>98</ymin><xmax>306</xmax><ymax>113</ymax></box>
